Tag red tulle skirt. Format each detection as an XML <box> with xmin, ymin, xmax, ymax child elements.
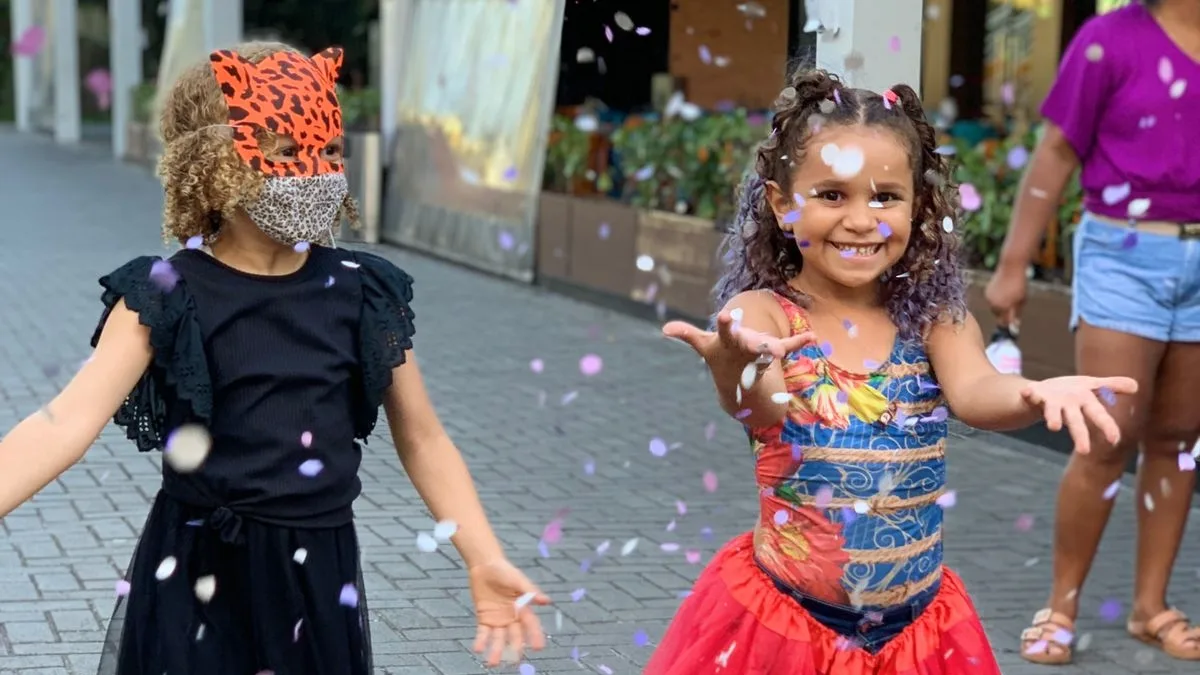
<box><xmin>645</xmin><ymin>533</ymin><xmax>1001</xmax><ymax>675</ymax></box>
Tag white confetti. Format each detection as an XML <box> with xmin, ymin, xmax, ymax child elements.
<box><xmin>1128</xmin><ymin>198</ymin><xmax>1151</xmax><ymax>218</ymax></box>
<box><xmin>194</xmin><ymin>575</ymin><xmax>216</xmax><ymax>603</ymax></box>
<box><xmin>621</xmin><ymin>538</ymin><xmax>639</xmax><ymax>556</ymax></box>
<box><xmin>433</xmin><ymin>519</ymin><xmax>458</xmax><ymax>541</ymax></box>
<box><xmin>164</xmin><ymin>425</ymin><xmax>212</xmax><ymax>473</ymax></box>
<box><xmin>770</xmin><ymin>392</ymin><xmax>791</xmax><ymax>404</ymax></box>
<box><xmin>515</xmin><ymin>591</ymin><xmax>537</xmax><ymax>609</ymax></box>
<box><xmin>740</xmin><ymin>363</ymin><xmax>758</xmax><ymax>390</ymax></box>
<box><xmin>415</xmin><ymin>532</ymin><xmax>439</xmax><ymax>553</ymax></box>
<box><xmin>155</xmin><ymin>556</ymin><xmax>177</xmax><ymax>581</ymax></box>
<box><xmin>1085</xmin><ymin>44</ymin><xmax>1103</xmax><ymax>62</ymax></box>
<box><xmin>293</xmin><ymin>548</ymin><xmax>308</xmax><ymax>565</ymax></box>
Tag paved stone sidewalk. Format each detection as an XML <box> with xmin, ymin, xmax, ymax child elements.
<box><xmin>0</xmin><ymin>129</ymin><xmax>1197</xmax><ymax>674</ymax></box>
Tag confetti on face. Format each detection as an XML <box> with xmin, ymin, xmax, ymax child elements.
<box><xmin>770</xmin><ymin>392</ymin><xmax>791</xmax><ymax>404</ymax></box>
<box><xmin>782</xmin><ymin>210</ymin><xmax>801</xmax><ymax>224</ymax></box>
<box><xmin>415</xmin><ymin>532</ymin><xmax>438</xmax><ymax>552</ymax></box>
<box><xmin>165</xmin><ymin>425</ymin><xmax>212</xmax><ymax>473</ymax></box>
<box><xmin>702</xmin><ymin>470</ymin><xmax>719</xmax><ymax>492</ymax></box>
<box><xmin>819</xmin><ymin>143</ymin><xmax>865</xmax><ymax>178</ymax></box>
<box><xmin>115</xmin><ymin>579</ymin><xmax>131</xmax><ymax>597</ymax></box>
<box><xmin>339</xmin><ymin>583</ymin><xmax>359</xmax><ymax>608</ymax></box>
<box><xmin>194</xmin><ymin>575</ymin><xmax>216</xmax><ymax>603</ymax></box>
<box><xmin>878</xmin><ymin>222</ymin><xmax>893</xmax><ymax>238</ymax></box>
<box><xmin>155</xmin><ymin>557</ymin><xmax>177</xmax><ymax>581</ymax></box>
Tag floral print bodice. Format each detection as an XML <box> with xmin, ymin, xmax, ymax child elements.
<box><xmin>751</xmin><ymin>293</ymin><xmax>948</xmax><ymax>611</ymax></box>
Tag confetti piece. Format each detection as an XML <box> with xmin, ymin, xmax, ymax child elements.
<box><xmin>773</xmin><ymin>509</ymin><xmax>789</xmax><ymax>525</ymax></box>
<box><xmin>621</xmin><ymin>538</ymin><xmax>639</xmax><ymax>556</ymax></box>
<box><xmin>596</xmin><ymin>540</ymin><xmax>611</xmax><ymax>555</ymax></box>
<box><xmin>636</xmin><ymin>254</ymin><xmax>655</xmax><ymax>272</ymax></box>
<box><xmin>676</xmin><ymin>500</ymin><xmax>687</xmax><ymax>515</ymax></box>
<box><xmin>649</xmin><ymin>437</ymin><xmax>668</xmax><ymax>457</ymax></box>
<box><xmin>149</xmin><ymin>259</ymin><xmax>180</xmax><ymax>292</ymax></box>
<box><xmin>815</xmin><ymin>485</ymin><xmax>834</xmax><ymax>508</ymax></box>
<box><xmin>604</xmin><ymin>25</ymin><xmax>613</xmax><ymax>42</ymax></box>
<box><xmin>958</xmin><ymin>184</ymin><xmax>981</xmax><ymax>211</ymax></box>
<box><xmin>740</xmin><ymin>363</ymin><xmax>759</xmax><ymax>390</ymax></box>
<box><xmin>1101</xmin><ymin>183</ymin><xmax>1130</xmax><ymax>205</ymax></box>
<box><xmin>433</xmin><ymin>519</ymin><xmax>458</xmax><ymax>541</ymax></box>
<box><xmin>339</xmin><ymin>583</ymin><xmax>359</xmax><ymax>608</ymax></box>
<box><xmin>878</xmin><ymin>223</ymin><xmax>893</xmax><ymax>238</ymax></box>
<box><xmin>155</xmin><ymin>557</ymin><xmax>177</xmax><ymax>581</ymax></box>
<box><xmin>300</xmin><ymin>431</ymin><xmax>313</xmax><ymax>448</ymax></box>
<box><xmin>1099</xmin><ymin>598</ymin><xmax>1121</xmax><ymax>622</ymax></box>
<box><xmin>661</xmin><ymin>542</ymin><xmax>680</xmax><ymax>552</ymax></box>
<box><xmin>936</xmin><ymin>491</ymin><xmax>957</xmax><ymax>508</ymax></box>
<box><xmin>1128</xmin><ymin>198</ymin><xmax>1151</xmax><ymax>218</ymax></box>
<box><xmin>542</xmin><ymin>518</ymin><xmax>563</xmax><ymax>544</ymax></box>
<box><xmin>770</xmin><ymin>392</ymin><xmax>791</xmax><ymax>404</ymax></box>
<box><xmin>1085</xmin><ymin>43</ymin><xmax>1103</xmax><ymax>62</ymax></box>
<box><xmin>194</xmin><ymin>575</ymin><xmax>216</xmax><ymax>603</ymax></box>
<box><xmin>782</xmin><ymin>210</ymin><xmax>801</xmax><ymax>224</ymax></box>
<box><xmin>634</xmin><ymin>629</ymin><xmax>649</xmax><ymax>647</ymax></box>
<box><xmin>1159</xmin><ymin>57</ymin><xmax>1175</xmax><ymax>84</ymax></box>
<box><xmin>703</xmin><ymin>471</ymin><xmax>719</xmax><ymax>492</ymax></box>
<box><xmin>164</xmin><ymin>425</ymin><xmax>212</xmax><ymax>473</ymax></box>
<box><xmin>515</xmin><ymin>591</ymin><xmax>537</xmax><ymax>609</ymax></box>
<box><xmin>293</xmin><ymin>241</ymin><xmax>310</xmax><ymax>253</ymax></box>
<box><xmin>1007</xmin><ymin>146</ymin><xmax>1029</xmax><ymax>170</ymax></box>
<box><xmin>614</xmin><ymin>11</ymin><xmax>634</xmax><ymax>30</ymax></box>
<box><xmin>1120</xmin><ymin>231</ymin><xmax>1138</xmax><ymax>250</ymax></box>
<box><xmin>519</xmin><ymin>665</ymin><xmax>535</xmax><ymax>675</ymax></box>
<box><xmin>888</xmin><ymin>35</ymin><xmax>901</xmax><ymax>52</ymax></box>
<box><xmin>9</xmin><ymin>25</ymin><xmax>46</xmax><ymax>57</ymax></box>
<box><xmin>298</xmin><ymin>459</ymin><xmax>324</xmax><ymax>477</ymax></box>
<box><xmin>498</xmin><ymin>231</ymin><xmax>515</xmax><ymax>250</ymax></box>
<box><xmin>819</xmin><ymin>341</ymin><xmax>834</xmax><ymax>357</ymax></box>
<box><xmin>584</xmin><ymin>459</ymin><xmax>595</xmax><ymax>475</ymax></box>
<box><xmin>1097</xmin><ymin>387</ymin><xmax>1116</xmax><ymax>406</ymax></box>
<box><xmin>580</xmin><ymin>354</ymin><xmax>603</xmax><ymax>376</ymax></box>
<box><xmin>571</xmin><ymin>587</ymin><xmax>587</xmax><ymax>602</ymax></box>
<box><xmin>340</xmin><ymin>260</ymin><xmax>361</xmax><ymax>269</ymax></box>
<box><xmin>115</xmin><ymin>580</ymin><xmax>131</xmax><ymax>597</ymax></box>
<box><xmin>561</xmin><ymin>391</ymin><xmax>579</xmax><ymax>405</ymax></box>
<box><xmin>1014</xmin><ymin>514</ymin><xmax>1035</xmax><ymax>532</ymax></box>
<box><xmin>699</xmin><ymin>45</ymin><xmax>712</xmax><ymax>64</ymax></box>
<box><xmin>293</xmin><ymin>548</ymin><xmax>308</xmax><ymax>564</ymax></box>
<box><xmin>685</xmin><ymin>549</ymin><xmax>702</xmax><ymax>564</ymax></box>
<box><xmin>1144</xmin><ymin>493</ymin><xmax>1155</xmax><ymax>511</ymax></box>
<box><xmin>636</xmin><ymin>26</ymin><xmax>652</xmax><ymax>35</ymax></box>
<box><xmin>1180</xmin><ymin>453</ymin><xmax>1197</xmax><ymax>472</ymax></box>
<box><xmin>415</xmin><ymin>532</ymin><xmax>438</xmax><ymax>552</ymax></box>
<box><xmin>293</xmin><ymin>618</ymin><xmax>303</xmax><ymax>642</ymax></box>
<box><xmin>1103</xmin><ymin>480</ymin><xmax>1120</xmax><ymax>500</ymax></box>
<box><xmin>598</xmin><ymin>222</ymin><xmax>610</xmax><ymax>239</ymax></box>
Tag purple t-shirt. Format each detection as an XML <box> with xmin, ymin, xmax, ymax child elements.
<box><xmin>1042</xmin><ymin>3</ymin><xmax>1200</xmax><ymax>222</ymax></box>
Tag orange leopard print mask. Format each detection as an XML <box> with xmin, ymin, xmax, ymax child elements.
<box><xmin>208</xmin><ymin>47</ymin><xmax>345</xmax><ymax>177</ymax></box>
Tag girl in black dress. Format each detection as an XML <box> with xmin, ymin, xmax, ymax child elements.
<box><xmin>0</xmin><ymin>42</ymin><xmax>547</xmax><ymax>674</ymax></box>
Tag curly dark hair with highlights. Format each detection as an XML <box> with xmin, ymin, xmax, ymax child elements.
<box><xmin>156</xmin><ymin>41</ymin><xmax>359</xmax><ymax>245</ymax></box>
<box><xmin>712</xmin><ymin>69</ymin><xmax>966</xmax><ymax>340</ymax></box>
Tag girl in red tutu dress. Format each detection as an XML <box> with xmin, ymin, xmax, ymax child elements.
<box><xmin>650</xmin><ymin>70</ymin><xmax>1136</xmax><ymax>675</ymax></box>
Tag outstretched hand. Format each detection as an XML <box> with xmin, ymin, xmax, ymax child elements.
<box><xmin>1020</xmin><ymin>376</ymin><xmax>1138</xmax><ymax>454</ymax></box>
<box><xmin>662</xmin><ymin>309</ymin><xmax>816</xmax><ymax>367</ymax></box>
<box><xmin>468</xmin><ymin>559</ymin><xmax>550</xmax><ymax>666</ymax></box>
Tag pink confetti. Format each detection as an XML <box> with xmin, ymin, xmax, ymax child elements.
<box><xmin>1014</xmin><ymin>514</ymin><xmax>1035</xmax><ymax>532</ymax></box>
<box><xmin>115</xmin><ymin>580</ymin><xmax>131</xmax><ymax>597</ymax></box>
<box><xmin>605</xmin><ymin>25</ymin><xmax>614</xmax><ymax>42</ymax></box>
<box><xmin>814</xmin><ymin>485</ymin><xmax>834</xmax><ymax>508</ymax></box>
<box><xmin>959</xmin><ymin>183</ymin><xmax>982</xmax><ymax>211</ymax></box>
<box><xmin>542</xmin><ymin>518</ymin><xmax>564</xmax><ymax>544</ymax></box>
<box><xmin>936</xmin><ymin>490</ymin><xmax>957</xmax><ymax>508</ymax></box>
<box><xmin>685</xmin><ymin>549</ymin><xmax>702</xmax><ymax>564</ymax></box>
<box><xmin>579</xmin><ymin>354</ymin><xmax>603</xmax><ymax>376</ymax></box>
<box><xmin>85</xmin><ymin>68</ymin><xmax>113</xmax><ymax>110</ymax></box>
<box><xmin>676</xmin><ymin>500</ymin><xmax>687</xmax><ymax>515</ymax></box>
<box><xmin>10</xmin><ymin>25</ymin><xmax>45</xmax><ymax>57</ymax></box>
<box><xmin>300</xmin><ymin>431</ymin><xmax>313</xmax><ymax>448</ymax></box>
<box><xmin>889</xmin><ymin>36</ymin><xmax>901</xmax><ymax>52</ymax></box>
<box><xmin>704</xmin><ymin>421</ymin><xmax>717</xmax><ymax>440</ymax></box>
<box><xmin>1179</xmin><ymin>453</ymin><xmax>1196</xmax><ymax>472</ymax></box>
<box><xmin>530</xmin><ymin>358</ymin><xmax>544</xmax><ymax>373</ymax></box>
<box><xmin>702</xmin><ymin>471</ymin><xmax>718</xmax><ymax>492</ymax></box>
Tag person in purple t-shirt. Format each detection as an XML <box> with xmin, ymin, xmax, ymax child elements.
<box><xmin>988</xmin><ymin>0</ymin><xmax>1200</xmax><ymax>665</ymax></box>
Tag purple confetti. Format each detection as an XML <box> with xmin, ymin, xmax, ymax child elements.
<box><xmin>878</xmin><ymin>222</ymin><xmax>893</xmax><ymax>238</ymax></box>
<box><xmin>115</xmin><ymin>580</ymin><xmax>131</xmax><ymax>597</ymax></box>
<box><xmin>1179</xmin><ymin>453</ymin><xmax>1196</xmax><ymax>472</ymax></box>
<box><xmin>791</xmin><ymin>444</ymin><xmax>803</xmax><ymax>461</ymax></box>
<box><xmin>649</xmin><ymin>437</ymin><xmax>668</xmax><ymax>457</ymax></box>
<box><xmin>928</xmin><ymin>406</ymin><xmax>949</xmax><ymax>422</ymax></box>
<box><xmin>782</xmin><ymin>210</ymin><xmax>801</xmax><ymax>224</ymax></box>
<box><xmin>798</xmin><ymin>239</ymin><xmax>811</xmax><ymax>248</ymax></box>
<box><xmin>1007</xmin><ymin>146</ymin><xmax>1029</xmax><ymax>170</ymax></box>
<box><xmin>604</xmin><ymin>25</ymin><xmax>613</xmax><ymax>42</ymax></box>
<box><xmin>735</xmin><ymin>408</ymin><xmax>752</xmax><ymax>420</ymax></box>
<box><xmin>519</xmin><ymin>664</ymin><xmax>536</xmax><ymax>675</ymax></box>
<box><xmin>185</xmin><ymin>235</ymin><xmax>204</xmax><ymax>249</ymax></box>
<box><xmin>537</xmin><ymin>541</ymin><xmax>550</xmax><ymax>558</ymax></box>
<box><xmin>863</xmin><ymin>358</ymin><xmax>881</xmax><ymax>370</ymax></box>
<box><xmin>634</xmin><ymin>165</ymin><xmax>654</xmax><ymax>181</ymax></box>
<box><xmin>299</xmin><ymin>459</ymin><xmax>324</xmax><ymax>477</ymax></box>
<box><xmin>338</xmin><ymin>583</ymin><xmax>359</xmax><ymax>608</ymax></box>
<box><xmin>840</xmin><ymin>507</ymin><xmax>857</xmax><ymax>525</ymax></box>
<box><xmin>498</xmin><ymin>230</ymin><xmax>516</xmax><ymax>250</ymax></box>
<box><xmin>819</xmin><ymin>341</ymin><xmax>834</xmax><ymax>357</ymax></box>
<box><xmin>584</xmin><ymin>459</ymin><xmax>595</xmax><ymax>475</ymax></box>
<box><xmin>835</xmin><ymin>390</ymin><xmax>849</xmax><ymax>404</ymax></box>
<box><xmin>705</xmin><ymin>421</ymin><xmax>717</xmax><ymax>440</ymax></box>
<box><xmin>1098</xmin><ymin>387</ymin><xmax>1116</xmax><ymax>406</ymax></box>
<box><xmin>293</xmin><ymin>241</ymin><xmax>310</xmax><ymax>253</ymax></box>
<box><xmin>503</xmin><ymin>166</ymin><xmax>518</xmax><ymax>181</ymax></box>
<box><xmin>773</xmin><ymin>509</ymin><xmax>789</xmax><ymax>525</ymax></box>
<box><xmin>1121</xmin><ymin>231</ymin><xmax>1138</xmax><ymax>249</ymax></box>
<box><xmin>149</xmin><ymin>259</ymin><xmax>179</xmax><ymax>292</ymax></box>
<box><xmin>571</xmin><ymin>587</ymin><xmax>587</xmax><ymax>602</ymax></box>
<box><xmin>699</xmin><ymin>45</ymin><xmax>712</xmax><ymax>64</ymax></box>
<box><xmin>676</xmin><ymin>500</ymin><xmax>687</xmax><ymax>515</ymax></box>
<box><xmin>598</xmin><ymin>222</ymin><xmax>611</xmax><ymax>239</ymax></box>
<box><xmin>633</xmin><ymin>629</ymin><xmax>649</xmax><ymax>647</ymax></box>
<box><xmin>635</xmin><ymin>26</ymin><xmax>651</xmax><ymax>35</ymax></box>
<box><xmin>1098</xmin><ymin>598</ymin><xmax>1121</xmax><ymax>622</ymax></box>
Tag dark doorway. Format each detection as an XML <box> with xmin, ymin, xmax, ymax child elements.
<box><xmin>555</xmin><ymin>1</ymin><xmax>670</xmax><ymax>111</ymax></box>
<box><xmin>1061</xmin><ymin>0</ymin><xmax>1097</xmax><ymax>55</ymax></box>
<box><xmin>949</xmin><ymin>0</ymin><xmax>987</xmax><ymax>119</ymax></box>
<box><xmin>787</xmin><ymin>0</ymin><xmax>818</xmax><ymax>75</ymax></box>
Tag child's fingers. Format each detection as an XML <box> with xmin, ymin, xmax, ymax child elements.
<box><xmin>521</xmin><ymin>610</ymin><xmax>546</xmax><ymax>650</ymax></box>
<box><xmin>471</xmin><ymin>624</ymin><xmax>488</xmax><ymax>654</ymax></box>
<box><xmin>778</xmin><ymin>330</ymin><xmax>817</xmax><ymax>355</ymax></box>
<box><xmin>506</xmin><ymin>623</ymin><xmax>525</xmax><ymax>664</ymax></box>
<box><xmin>1063</xmin><ymin>406</ymin><xmax>1091</xmax><ymax>455</ymax></box>
<box><xmin>485</xmin><ymin>627</ymin><xmax>506</xmax><ymax>666</ymax></box>
<box><xmin>662</xmin><ymin>321</ymin><xmax>710</xmax><ymax>352</ymax></box>
<box><xmin>1042</xmin><ymin>401</ymin><xmax>1063</xmax><ymax>432</ymax></box>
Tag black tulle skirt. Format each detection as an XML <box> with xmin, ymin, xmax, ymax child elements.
<box><xmin>98</xmin><ymin>491</ymin><xmax>372</xmax><ymax>675</ymax></box>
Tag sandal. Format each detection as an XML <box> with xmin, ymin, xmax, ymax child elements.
<box><xmin>1127</xmin><ymin>608</ymin><xmax>1200</xmax><ymax>660</ymax></box>
<box><xmin>1020</xmin><ymin>608</ymin><xmax>1075</xmax><ymax>665</ymax></box>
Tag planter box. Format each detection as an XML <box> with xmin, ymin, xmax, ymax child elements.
<box><xmin>536</xmin><ymin>192</ymin><xmax>573</xmax><ymax>281</ymax></box>
<box><xmin>343</xmin><ymin>130</ymin><xmax>382</xmax><ymax>244</ymax></box>
<box><xmin>965</xmin><ymin>270</ymin><xmax>1073</xmax><ymax>380</ymax></box>
<box><xmin>567</xmin><ymin>198</ymin><xmax>638</xmax><ymax>297</ymax></box>
<box><xmin>632</xmin><ymin>210</ymin><xmax>724</xmax><ymax>320</ymax></box>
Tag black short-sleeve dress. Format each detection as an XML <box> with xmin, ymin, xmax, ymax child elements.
<box><xmin>92</xmin><ymin>245</ymin><xmax>414</xmax><ymax>675</ymax></box>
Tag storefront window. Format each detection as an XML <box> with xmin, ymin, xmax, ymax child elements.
<box><xmin>982</xmin><ymin>0</ymin><xmax>1036</xmax><ymax>122</ymax></box>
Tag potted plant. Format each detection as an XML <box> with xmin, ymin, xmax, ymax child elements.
<box><xmin>339</xmin><ymin>86</ymin><xmax>383</xmax><ymax>243</ymax></box>
<box><xmin>125</xmin><ymin>83</ymin><xmax>157</xmax><ymax>163</ymax></box>
<box><xmin>952</xmin><ymin>125</ymin><xmax>1083</xmax><ymax>380</ymax></box>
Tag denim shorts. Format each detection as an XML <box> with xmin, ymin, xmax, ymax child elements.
<box><xmin>1071</xmin><ymin>212</ymin><xmax>1200</xmax><ymax>342</ymax></box>
<box><xmin>756</xmin><ymin>558</ymin><xmax>934</xmax><ymax>654</ymax></box>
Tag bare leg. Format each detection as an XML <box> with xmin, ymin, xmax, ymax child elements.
<box><xmin>1132</xmin><ymin>342</ymin><xmax>1200</xmax><ymax>626</ymax></box>
<box><xmin>1026</xmin><ymin>322</ymin><xmax>1163</xmax><ymax>661</ymax></box>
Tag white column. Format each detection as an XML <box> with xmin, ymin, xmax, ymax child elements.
<box><xmin>379</xmin><ymin>0</ymin><xmax>415</xmax><ymax>167</ymax></box>
<box><xmin>10</xmin><ymin>0</ymin><xmax>34</xmax><ymax>132</ymax></box>
<box><xmin>813</xmin><ymin>0</ymin><xmax>924</xmax><ymax>94</ymax></box>
<box><xmin>109</xmin><ymin>0</ymin><xmax>143</xmax><ymax>158</ymax></box>
<box><xmin>52</xmin><ymin>0</ymin><xmax>81</xmax><ymax>144</ymax></box>
<box><xmin>202</xmin><ymin>0</ymin><xmax>244</xmax><ymax>53</ymax></box>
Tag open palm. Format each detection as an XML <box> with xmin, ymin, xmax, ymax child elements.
<box><xmin>663</xmin><ymin>308</ymin><xmax>816</xmax><ymax>365</ymax></box>
<box><xmin>468</xmin><ymin>559</ymin><xmax>549</xmax><ymax>666</ymax></box>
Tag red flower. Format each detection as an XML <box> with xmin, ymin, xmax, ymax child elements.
<box><xmin>757</xmin><ymin>505</ymin><xmax>851</xmax><ymax>605</ymax></box>
<box><xmin>754</xmin><ymin>440</ymin><xmax>803</xmax><ymax>488</ymax></box>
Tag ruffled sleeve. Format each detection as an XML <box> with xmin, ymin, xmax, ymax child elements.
<box><xmin>92</xmin><ymin>256</ymin><xmax>213</xmax><ymax>452</ymax></box>
<box><xmin>351</xmin><ymin>251</ymin><xmax>416</xmax><ymax>440</ymax></box>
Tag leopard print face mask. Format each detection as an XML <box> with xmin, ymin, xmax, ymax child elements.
<box><xmin>244</xmin><ymin>173</ymin><xmax>349</xmax><ymax>247</ymax></box>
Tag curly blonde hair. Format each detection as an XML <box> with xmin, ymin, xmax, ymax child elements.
<box><xmin>157</xmin><ymin>41</ymin><xmax>359</xmax><ymax>244</ymax></box>
<box><xmin>713</xmin><ymin>69</ymin><xmax>965</xmax><ymax>340</ymax></box>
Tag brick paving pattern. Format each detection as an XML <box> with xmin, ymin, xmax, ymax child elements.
<box><xmin>0</xmin><ymin>129</ymin><xmax>1197</xmax><ymax>674</ymax></box>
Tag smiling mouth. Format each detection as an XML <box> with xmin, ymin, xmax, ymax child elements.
<box><xmin>829</xmin><ymin>243</ymin><xmax>883</xmax><ymax>257</ymax></box>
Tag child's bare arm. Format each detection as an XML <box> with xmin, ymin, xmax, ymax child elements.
<box><xmin>0</xmin><ymin>300</ymin><xmax>152</xmax><ymax>517</ymax></box>
<box><xmin>382</xmin><ymin>354</ymin><xmax>505</xmax><ymax>567</ymax></box>
<box><xmin>926</xmin><ymin>314</ymin><xmax>1040</xmax><ymax>431</ymax></box>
